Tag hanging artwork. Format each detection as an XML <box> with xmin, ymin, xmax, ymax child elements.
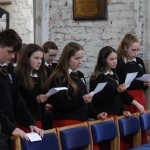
<box><xmin>73</xmin><ymin>0</ymin><xmax>107</xmax><ymax>20</ymax></box>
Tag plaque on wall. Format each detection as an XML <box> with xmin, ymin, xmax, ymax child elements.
<box><xmin>73</xmin><ymin>0</ymin><xmax>107</xmax><ymax>20</ymax></box>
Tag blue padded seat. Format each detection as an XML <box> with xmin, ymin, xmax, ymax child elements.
<box><xmin>142</xmin><ymin>143</ymin><xmax>150</xmax><ymax>147</ymax></box>
<box><xmin>130</xmin><ymin>147</ymin><xmax>150</xmax><ymax>150</ymax></box>
<box><xmin>60</xmin><ymin>126</ymin><xmax>90</xmax><ymax>150</ymax></box>
<box><xmin>130</xmin><ymin>143</ymin><xmax>150</xmax><ymax>150</ymax></box>
<box><xmin>91</xmin><ymin>120</ymin><xmax>117</xmax><ymax>143</ymax></box>
<box><xmin>139</xmin><ymin>113</ymin><xmax>150</xmax><ymax>131</ymax></box>
<box><xmin>118</xmin><ymin>116</ymin><xmax>140</xmax><ymax>137</ymax></box>
<box><xmin>21</xmin><ymin>132</ymin><xmax>59</xmax><ymax>150</ymax></box>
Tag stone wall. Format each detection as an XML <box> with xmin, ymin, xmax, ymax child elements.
<box><xmin>11</xmin><ymin>0</ymin><xmax>34</xmax><ymax>43</ymax></box>
<box><xmin>49</xmin><ymin>0</ymin><xmax>145</xmax><ymax>85</ymax></box>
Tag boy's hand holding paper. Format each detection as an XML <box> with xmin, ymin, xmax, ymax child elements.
<box><xmin>26</xmin><ymin>132</ymin><xmax>42</xmax><ymax>142</ymax></box>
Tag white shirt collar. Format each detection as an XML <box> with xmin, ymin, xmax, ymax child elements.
<box><xmin>104</xmin><ymin>70</ymin><xmax>114</xmax><ymax>75</ymax></box>
<box><xmin>45</xmin><ymin>62</ymin><xmax>52</xmax><ymax>66</ymax></box>
<box><xmin>30</xmin><ymin>73</ymin><xmax>38</xmax><ymax>77</ymax></box>
<box><xmin>123</xmin><ymin>57</ymin><xmax>137</xmax><ymax>63</ymax></box>
<box><xmin>13</xmin><ymin>63</ymin><xmax>17</xmax><ymax>67</ymax></box>
<box><xmin>69</xmin><ymin>68</ymin><xmax>77</xmax><ymax>74</ymax></box>
<box><xmin>0</xmin><ymin>63</ymin><xmax>7</xmax><ymax>67</ymax></box>
<box><xmin>69</xmin><ymin>68</ymin><xmax>72</xmax><ymax>74</ymax></box>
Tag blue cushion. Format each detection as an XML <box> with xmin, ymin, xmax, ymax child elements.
<box><xmin>91</xmin><ymin>121</ymin><xmax>117</xmax><ymax>143</ymax></box>
<box><xmin>60</xmin><ymin>126</ymin><xmax>90</xmax><ymax>150</ymax></box>
<box><xmin>141</xmin><ymin>143</ymin><xmax>150</xmax><ymax>147</ymax></box>
<box><xmin>130</xmin><ymin>147</ymin><xmax>150</xmax><ymax>150</ymax></box>
<box><xmin>21</xmin><ymin>132</ymin><xmax>59</xmax><ymax>150</ymax></box>
<box><xmin>139</xmin><ymin>113</ymin><xmax>150</xmax><ymax>131</ymax></box>
<box><xmin>119</xmin><ymin>116</ymin><xmax>140</xmax><ymax>137</ymax></box>
<box><xmin>130</xmin><ymin>143</ymin><xmax>150</xmax><ymax>150</ymax></box>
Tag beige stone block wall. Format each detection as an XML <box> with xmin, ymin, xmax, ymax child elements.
<box><xmin>49</xmin><ymin>0</ymin><xmax>145</xmax><ymax>86</ymax></box>
<box><xmin>11</xmin><ymin>0</ymin><xmax>34</xmax><ymax>43</ymax></box>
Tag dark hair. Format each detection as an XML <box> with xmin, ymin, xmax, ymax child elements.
<box><xmin>15</xmin><ymin>44</ymin><xmax>48</xmax><ymax>92</ymax></box>
<box><xmin>11</xmin><ymin>43</ymin><xmax>28</xmax><ymax>64</ymax></box>
<box><xmin>48</xmin><ymin>42</ymin><xmax>84</xmax><ymax>98</ymax></box>
<box><xmin>90</xmin><ymin>46</ymin><xmax>117</xmax><ymax>81</ymax></box>
<box><xmin>0</xmin><ymin>29</ymin><xmax>22</xmax><ymax>52</ymax></box>
<box><xmin>42</xmin><ymin>41</ymin><xmax>58</xmax><ymax>53</ymax></box>
<box><xmin>17</xmin><ymin>43</ymin><xmax>27</xmax><ymax>55</ymax></box>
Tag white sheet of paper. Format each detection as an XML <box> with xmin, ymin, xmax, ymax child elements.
<box><xmin>26</xmin><ymin>132</ymin><xmax>42</xmax><ymax>142</ymax></box>
<box><xmin>90</xmin><ymin>82</ymin><xmax>107</xmax><ymax>95</ymax></box>
<box><xmin>125</xmin><ymin>72</ymin><xmax>138</xmax><ymax>88</ymax></box>
<box><xmin>135</xmin><ymin>74</ymin><xmax>150</xmax><ymax>81</ymax></box>
<box><xmin>46</xmin><ymin>87</ymin><xmax>68</xmax><ymax>96</ymax></box>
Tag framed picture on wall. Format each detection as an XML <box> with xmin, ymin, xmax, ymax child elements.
<box><xmin>73</xmin><ymin>0</ymin><xmax>107</xmax><ymax>20</ymax></box>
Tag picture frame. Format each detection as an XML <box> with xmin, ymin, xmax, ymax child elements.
<box><xmin>73</xmin><ymin>0</ymin><xmax>107</xmax><ymax>20</ymax></box>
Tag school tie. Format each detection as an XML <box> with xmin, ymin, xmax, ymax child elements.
<box><xmin>107</xmin><ymin>73</ymin><xmax>114</xmax><ymax>78</ymax></box>
<box><xmin>0</xmin><ymin>65</ymin><xmax>7</xmax><ymax>75</ymax></box>
<box><xmin>128</xmin><ymin>61</ymin><xmax>135</xmax><ymax>65</ymax></box>
<box><xmin>31</xmin><ymin>76</ymin><xmax>38</xmax><ymax>84</ymax></box>
<box><xmin>47</xmin><ymin>64</ymin><xmax>53</xmax><ymax>70</ymax></box>
<box><xmin>107</xmin><ymin>74</ymin><xmax>119</xmax><ymax>85</ymax></box>
<box><xmin>31</xmin><ymin>73</ymin><xmax>38</xmax><ymax>84</ymax></box>
<box><xmin>70</xmin><ymin>71</ymin><xmax>78</xmax><ymax>79</ymax></box>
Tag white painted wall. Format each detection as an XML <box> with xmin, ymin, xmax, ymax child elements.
<box><xmin>11</xmin><ymin>0</ymin><xmax>34</xmax><ymax>43</ymax></box>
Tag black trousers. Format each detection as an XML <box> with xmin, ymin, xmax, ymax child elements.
<box><xmin>0</xmin><ymin>133</ymin><xmax>13</xmax><ymax>150</ymax></box>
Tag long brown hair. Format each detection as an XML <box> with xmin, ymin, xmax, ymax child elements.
<box><xmin>10</xmin><ymin>43</ymin><xmax>27</xmax><ymax>65</ymax></box>
<box><xmin>117</xmin><ymin>34</ymin><xmax>139</xmax><ymax>59</ymax></box>
<box><xmin>42</xmin><ymin>41</ymin><xmax>58</xmax><ymax>53</ymax></box>
<box><xmin>90</xmin><ymin>46</ymin><xmax>117</xmax><ymax>81</ymax></box>
<box><xmin>14</xmin><ymin>44</ymin><xmax>48</xmax><ymax>92</ymax></box>
<box><xmin>48</xmin><ymin>42</ymin><xmax>84</xmax><ymax>99</ymax></box>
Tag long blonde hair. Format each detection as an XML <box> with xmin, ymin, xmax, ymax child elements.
<box><xmin>117</xmin><ymin>34</ymin><xmax>139</xmax><ymax>59</ymax></box>
<box><xmin>48</xmin><ymin>42</ymin><xmax>84</xmax><ymax>99</ymax></box>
